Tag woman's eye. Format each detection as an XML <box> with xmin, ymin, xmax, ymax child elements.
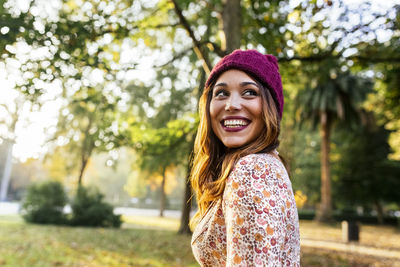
<box><xmin>243</xmin><ymin>89</ymin><xmax>258</xmax><ymax>96</ymax></box>
<box><xmin>214</xmin><ymin>90</ymin><xmax>228</xmax><ymax>98</ymax></box>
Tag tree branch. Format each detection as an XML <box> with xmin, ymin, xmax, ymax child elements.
<box><xmin>348</xmin><ymin>56</ymin><xmax>400</xmax><ymax>63</ymax></box>
<box><xmin>152</xmin><ymin>23</ymin><xmax>180</xmax><ymax>29</ymax></box>
<box><xmin>170</xmin><ymin>0</ymin><xmax>212</xmax><ymax>75</ymax></box>
<box><xmin>278</xmin><ymin>54</ymin><xmax>400</xmax><ymax>63</ymax></box>
<box><xmin>202</xmin><ymin>41</ymin><xmax>227</xmax><ymax>58</ymax></box>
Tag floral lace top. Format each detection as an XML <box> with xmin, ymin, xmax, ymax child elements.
<box><xmin>191</xmin><ymin>152</ymin><xmax>300</xmax><ymax>266</ymax></box>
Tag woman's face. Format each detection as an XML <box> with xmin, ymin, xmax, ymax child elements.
<box><xmin>209</xmin><ymin>69</ymin><xmax>264</xmax><ymax>148</ymax></box>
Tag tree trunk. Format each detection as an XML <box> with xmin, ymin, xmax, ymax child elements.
<box><xmin>159</xmin><ymin>167</ymin><xmax>167</xmax><ymax>217</ymax></box>
<box><xmin>221</xmin><ymin>0</ymin><xmax>241</xmax><ymax>53</ymax></box>
<box><xmin>316</xmin><ymin>111</ymin><xmax>333</xmax><ymax>222</ymax></box>
<box><xmin>375</xmin><ymin>200</ymin><xmax>384</xmax><ymax>225</ymax></box>
<box><xmin>178</xmin><ymin>163</ymin><xmax>193</xmax><ymax>234</ymax></box>
<box><xmin>0</xmin><ymin>140</ymin><xmax>14</xmax><ymax>202</ymax></box>
<box><xmin>77</xmin><ymin>118</ymin><xmax>95</xmax><ymax>185</ymax></box>
<box><xmin>77</xmin><ymin>157</ymin><xmax>88</xmax><ymax>185</ymax></box>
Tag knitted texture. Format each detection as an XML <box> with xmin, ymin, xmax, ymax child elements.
<box><xmin>205</xmin><ymin>49</ymin><xmax>284</xmax><ymax>119</ymax></box>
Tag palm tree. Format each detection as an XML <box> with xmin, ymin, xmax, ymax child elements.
<box><xmin>295</xmin><ymin>71</ymin><xmax>372</xmax><ymax>222</ymax></box>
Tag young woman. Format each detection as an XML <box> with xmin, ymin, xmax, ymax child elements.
<box><xmin>190</xmin><ymin>50</ymin><xmax>300</xmax><ymax>266</ymax></box>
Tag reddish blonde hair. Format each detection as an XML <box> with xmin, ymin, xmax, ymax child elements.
<box><xmin>190</xmin><ymin>75</ymin><xmax>281</xmax><ymax>226</ymax></box>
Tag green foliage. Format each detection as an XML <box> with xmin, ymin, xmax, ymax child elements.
<box><xmin>21</xmin><ymin>181</ymin><xmax>122</xmax><ymax>228</ymax></box>
<box><xmin>294</xmin><ymin>72</ymin><xmax>374</xmax><ymax>221</ymax></box>
<box><xmin>54</xmin><ymin>85</ymin><xmax>128</xmax><ymax>184</ymax></box>
<box><xmin>241</xmin><ymin>0</ymin><xmax>288</xmax><ymax>53</ymax></box>
<box><xmin>124</xmin><ymin>170</ymin><xmax>148</xmax><ymax>199</ymax></box>
<box><xmin>290</xmin><ymin>130</ymin><xmax>321</xmax><ymax>205</ymax></box>
<box><xmin>333</xmin><ymin>123</ymin><xmax>400</xmax><ymax>208</ymax></box>
<box><xmin>126</xmin><ymin>59</ymin><xmax>199</xmax><ymax>197</ymax></box>
<box><xmin>367</xmin><ymin>63</ymin><xmax>400</xmax><ymax>160</ymax></box>
<box><xmin>70</xmin><ymin>186</ymin><xmax>121</xmax><ymax>228</ymax></box>
<box><xmin>296</xmin><ymin>72</ymin><xmax>373</xmax><ymax>129</ymax></box>
<box><xmin>379</xmin><ymin>65</ymin><xmax>400</xmax><ymax>116</ymax></box>
<box><xmin>21</xmin><ymin>181</ymin><xmax>67</xmax><ymax>225</ymax></box>
<box><xmin>133</xmin><ymin>116</ymin><xmax>197</xmax><ymax>170</ymax></box>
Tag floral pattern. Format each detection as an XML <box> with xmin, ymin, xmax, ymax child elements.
<box><xmin>191</xmin><ymin>152</ymin><xmax>300</xmax><ymax>266</ymax></box>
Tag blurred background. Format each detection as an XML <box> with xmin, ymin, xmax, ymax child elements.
<box><xmin>0</xmin><ymin>0</ymin><xmax>399</xmax><ymax>266</ymax></box>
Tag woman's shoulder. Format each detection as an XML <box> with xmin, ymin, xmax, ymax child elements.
<box><xmin>224</xmin><ymin>150</ymin><xmax>294</xmax><ymax>211</ymax></box>
<box><xmin>233</xmin><ymin>151</ymin><xmax>284</xmax><ymax>172</ymax></box>
<box><xmin>228</xmin><ymin>151</ymin><xmax>288</xmax><ymax>185</ymax></box>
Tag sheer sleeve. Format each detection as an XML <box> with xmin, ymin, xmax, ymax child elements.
<box><xmin>222</xmin><ymin>154</ymin><xmax>300</xmax><ymax>267</ymax></box>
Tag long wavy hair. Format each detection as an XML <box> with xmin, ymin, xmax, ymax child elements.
<box><xmin>190</xmin><ymin>73</ymin><xmax>282</xmax><ymax>226</ymax></box>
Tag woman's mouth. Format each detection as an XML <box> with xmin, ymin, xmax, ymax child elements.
<box><xmin>221</xmin><ymin>118</ymin><xmax>250</xmax><ymax>132</ymax></box>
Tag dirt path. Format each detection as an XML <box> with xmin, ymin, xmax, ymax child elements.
<box><xmin>301</xmin><ymin>238</ymin><xmax>400</xmax><ymax>260</ymax></box>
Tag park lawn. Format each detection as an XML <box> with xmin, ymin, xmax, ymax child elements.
<box><xmin>0</xmin><ymin>215</ymin><xmax>197</xmax><ymax>267</ymax></box>
<box><xmin>122</xmin><ymin>215</ymin><xmax>180</xmax><ymax>231</ymax></box>
<box><xmin>1</xmin><ymin>215</ymin><xmax>399</xmax><ymax>267</ymax></box>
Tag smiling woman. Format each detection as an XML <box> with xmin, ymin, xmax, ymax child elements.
<box><xmin>190</xmin><ymin>50</ymin><xmax>300</xmax><ymax>266</ymax></box>
<box><xmin>210</xmin><ymin>70</ymin><xmax>264</xmax><ymax>149</ymax></box>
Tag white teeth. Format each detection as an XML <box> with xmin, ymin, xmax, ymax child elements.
<box><xmin>223</xmin><ymin>119</ymin><xmax>248</xmax><ymax>127</ymax></box>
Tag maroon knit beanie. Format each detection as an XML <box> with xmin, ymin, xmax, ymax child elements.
<box><xmin>205</xmin><ymin>49</ymin><xmax>284</xmax><ymax>119</ymax></box>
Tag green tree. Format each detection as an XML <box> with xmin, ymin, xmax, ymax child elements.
<box><xmin>366</xmin><ymin>63</ymin><xmax>400</xmax><ymax>160</ymax></box>
<box><xmin>134</xmin><ymin>120</ymin><xmax>196</xmax><ymax>217</ymax></box>
<box><xmin>290</xmin><ymin>130</ymin><xmax>321</xmax><ymax>206</ymax></box>
<box><xmin>54</xmin><ymin>86</ymin><xmax>127</xmax><ymax>185</ymax></box>
<box><xmin>1</xmin><ymin>0</ymin><xmax>135</xmax><ymax>185</ymax></box>
<box><xmin>295</xmin><ymin>72</ymin><xmax>372</xmax><ymax>221</ymax></box>
<box><xmin>334</xmin><ymin>119</ymin><xmax>400</xmax><ymax>224</ymax></box>
<box><xmin>127</xmin><ymin>79</ymin><xmax>197</xmax><ymax>217</ymax></box>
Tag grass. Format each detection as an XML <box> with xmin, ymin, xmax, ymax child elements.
<box><xmin>0</xmin><ymin>214</ymin><xmax>399</xmax><ymax>266</ymax></box>
<box><xmin>122</xmin><ymin>215</ymin><xmax>180</xmax><ymax>231</ymax></box>
<box><xmin>0</xmin><ymin>215</ymin><xmax>196</xmax><ymax>267</ymax></box>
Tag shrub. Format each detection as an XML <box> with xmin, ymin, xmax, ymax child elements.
<box><xmin>69</xmin><ymin>186</ymin><xmax>121</xmax><ymax>228</ymax></box>
<box><xmin>21</xmin><ymin>181</ymin><xmax>67</xmax><ymax>225</ymax></box>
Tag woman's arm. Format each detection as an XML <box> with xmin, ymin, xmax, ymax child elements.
<box><xmin>223</xmin><ymin>154</ymin><xmax>300</xmax><ymax>266</ymax></box>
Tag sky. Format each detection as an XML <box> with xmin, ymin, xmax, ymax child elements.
<box><xmin>0</xmin><ymin>0</ymin><xmax>398</xmax><ymax>162</ymax></box>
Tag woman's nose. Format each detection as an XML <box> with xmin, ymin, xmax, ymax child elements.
<box><xmin>225</xmin><ymin>95</ymin><xmax>241</xmax><ymax>111</ymax></box>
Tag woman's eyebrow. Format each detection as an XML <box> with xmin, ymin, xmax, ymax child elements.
<box><xmin>240</xmin><ymin>81</ymin><xmax>258</xmax><ymax>87</ymax></box>
<box><xmin>214</xmin><ymin>82</ymin><xmax>227</xmax><ymax>87</ymax></box>
<box><xmin>214</xmin><ymin>81</ymin><xmax>258</xmax><ymax>88</ymax></box>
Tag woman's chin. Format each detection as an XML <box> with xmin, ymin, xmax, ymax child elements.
<box><xmin>222</xmin><ymin>140</ymin><xmax>249</xmax><ymax>149</ymax></box>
